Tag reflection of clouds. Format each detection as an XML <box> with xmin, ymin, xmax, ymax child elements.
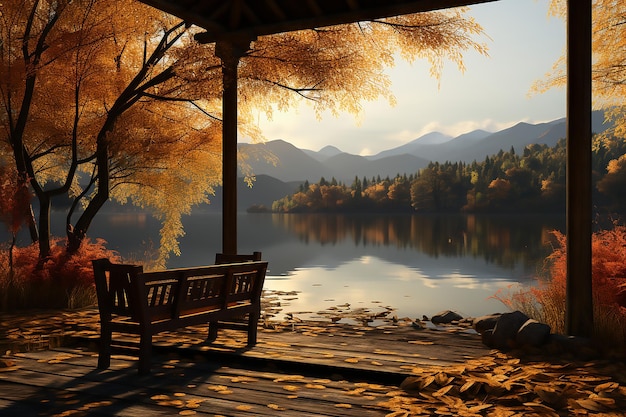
<box><xmin>436</xmin><ymin>272</ymin><xmax>517</xmax><ymax>291</ymax></box>
<box><xmin>264</xmin><ymin>256</ymin><xmax>524</xmax><ymax>318</ymax></box>
<box><xmin>419</xmin><ymin>278</ymin><xmax>440</xmax><ymax>289</ymax></box>
<box><xmin>391</xmin><ymin>266</ymin><xmax>428</xmax><ymax>282</ymax></box>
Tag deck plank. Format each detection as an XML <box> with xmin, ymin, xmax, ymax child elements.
<box><xmin>1</xmin><ymin>347</ymin><xmax>397</xmax><ymax>416</ymax></box>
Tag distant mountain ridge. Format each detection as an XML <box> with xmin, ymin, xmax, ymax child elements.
<box><xmin>240</xmin><ymin>110</ymin><xmax>609</xmax><ymax>184</ymax></box>
<box><xmin>213</xmin><ymin>111</ymin><xmax>610</xmax><ymax>210</ymax></box>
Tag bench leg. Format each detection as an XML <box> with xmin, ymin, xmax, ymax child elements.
<box><xmin>247</xmin><ymin>309</ymin><xmax>260</xmax><ymax>346</ymax></box>
<box><xmin>207</xmin><ymin>321</ymin><xmax>219</xmax><ymax>342</ymax></box>
<box><xmin>138</xmin><ymin>331</ymin><xmax>152</xmax><ymax>375</ymax></box>
<box><xmin>98</xmin><ymin>324</ymin><xmax>112</xmax><ymax>370</ymax></box>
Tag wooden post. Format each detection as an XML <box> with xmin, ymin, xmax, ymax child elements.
<box><xmin>215</xmin><ymin>39</ymin><xmax>252</xmax><ymax>255</ymax></box>
<box><xmin>565</xmin><ymin>0</ymin><xmax>593</xmax><ymax>337</ymax></box>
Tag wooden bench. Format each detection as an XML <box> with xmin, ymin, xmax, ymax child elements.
<box><xmin>92</xmin><ymin>257</ymin><xmax>268</xmax><ymax>374</ymax></box>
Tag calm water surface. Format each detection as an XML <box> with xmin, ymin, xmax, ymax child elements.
<box><xmin>85</xmin><ymin>212</ymin><xmax>564</xmax><ymax>320</ymax></box>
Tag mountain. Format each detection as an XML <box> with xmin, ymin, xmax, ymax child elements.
<box><xmin>239</xmin><ymin>140</ymin><xmax>329</xmax><ymax>182</ymax></box>
<box><xmin>303</xmin><ymin>145</ymin><xmax>343</xmax><ymax>162</ymax></box>
<box><xmin>202</xmin><ymin>174</ymin><xmax>299</xmax><ymax>212</ymax></box>
<box><xmin>240</xmin><ymin>140</ymin><xmax>430</xmax><ymax>183</ymax></box>
<box><xmin>366</xmin><ymin>111</ymin><xmax>610</xmax><ymax>163</ymax></box>
<box><xmin>371</xmin><ymin>132</ymin><xmax>453</xmax><ymax>160</ymax></box>
<box><xmin>447</xmin><ymin>120</ymin><xmax>564</xmax><ymax>162</ymax></box>
<box><xmin>230</xmin><ymin>111</ymin><xmax>613</xmax><ymax>210</ymax></box>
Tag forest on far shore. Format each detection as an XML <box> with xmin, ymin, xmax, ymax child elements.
<box><xmin>268</xmin><ymin>137</ymin><xmax>626</xmax><ymax>216</ymax></box>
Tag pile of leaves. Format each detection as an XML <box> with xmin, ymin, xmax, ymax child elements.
<box><xmin>385</xmin><ymin>352</ymin><xmax>626</xmax><ymax>416</ymax></box>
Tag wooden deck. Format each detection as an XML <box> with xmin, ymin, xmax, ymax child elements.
<box><xmin>3</xmin><ymin>309</ymin><xmax>626</xmax><ymax>416</ymax></box>
<box><xmin>0</xmin><ymin>313</ymin><xmax>491</xmax><ymax>416</ymax></box>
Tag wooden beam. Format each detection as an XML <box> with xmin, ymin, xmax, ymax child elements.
<box><xmin>144</xmin><ymin>0</ymin><xmax>498</xmax><ymax>43</ymax></box>
<box><xmin>215</xmin><ymin>39</ymin><xmax>254</xmax><ymax>255</ymax></box>
<box><xmin>565</xmin><ymin>0</ymin><xmax>593</xmax><ymax>337</ymax></box>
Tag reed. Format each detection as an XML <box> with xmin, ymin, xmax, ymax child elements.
<box><xmin>494</xmin><ymin>226</ymin><xmax>626</xmax><ymax>348</ymax></box>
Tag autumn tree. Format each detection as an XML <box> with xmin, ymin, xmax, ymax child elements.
<box><xmin>1</xmin><ymin>0</ymin><xmax>488</xmax><ymax>265</ymax></box>
<box><xmin>1</xmin><ymin>0</ymin><xmax>225</xmax><ymax>264</ymax></box>
<box><xmin>535</xmin><ymin>0</ymin><xmax>626</xmax><ymax>137</ymax></box>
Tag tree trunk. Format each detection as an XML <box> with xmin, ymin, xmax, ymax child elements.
<box><xmin>66</xmin><ymin>130</ymin><xmax>111</xmax><ymax>255</ymax></box>
<box><xmin>27</xmin><ymin>204</ymin><xmax>39</xmax><ymax>243</ymax></box>
<box><xmin>37</xmin><ymin>195</ymin><xmax>52</xmax><ymax>260</ymax></box>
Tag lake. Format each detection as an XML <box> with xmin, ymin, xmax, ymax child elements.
<box><xmin>85</xmin><ymin>211</ymin><xmax>565</xmax><ymax>321</ymax></box>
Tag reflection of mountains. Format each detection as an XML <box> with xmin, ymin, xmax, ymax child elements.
<box><xmin>92</xmin><ymin>211</ymin><xmax>564</xmax><ymax>280</ymax></box>
<box><xmin>268</xmin><ymin>213</ymin><xmax>564</xmax><ymax>273</ymax></box>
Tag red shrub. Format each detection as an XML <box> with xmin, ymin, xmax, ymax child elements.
<box><xmin>496</xmin><ymin>225</ymin><xmax>626</xmax><ymax>347</ymax></box>
<box><xmin>1</xmin><ymin>237</ymin><xmax>121</xmax><ymax>310</ymax></box>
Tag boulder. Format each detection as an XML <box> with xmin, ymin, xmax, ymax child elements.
<box><xmin>545</xmin><ymin>333</ymin><xmax>597</xmax><ymax>359</ymax></box>
<box><xmin>431</xmin><ymin>310</ymin><xmax>463</xmax><ymax>324</ymax></box>
<box><xmin>516</xmin><ymin>319</ymin><xmax>551</xmax><ymax>348</ymax></box>
<box><xmin>473</xmin><ymin>313</ymin><xmax>502</xmax><ymax>334</ymax></box>
<box><xmin>490</xmin><ymin>311</ymin><xmax>529</xmax><ymax>350</ymax></box>
<box><xmin>481</xmin><ymin>328</ymin><xmax>494</xmax><ymax>347</ymax></box>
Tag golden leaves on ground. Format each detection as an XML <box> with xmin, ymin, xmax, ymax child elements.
<box><xmin>381</xmin><ymin>352</ymin><xmax>626</xmax><ymax>416</ymax></box>
<box><xmin>408</xmin><ymin>340</ymin><xmax>435</xmax><ymax>346</ymax></box>
<box><xmin>46</xmin><ymin>353</ymin><xmax>80</xmax><ymax>364</ymax></box>
<box><xmin>206</xmin><ymin>385</ymin><xmax>233</xmax><ymax>395</ymax></box>
<box><xmin>0</xmin><ymin>358</ymin><xmax>17</xmax><ymax>371</ymax></box>
<box><xmin>150</xmin><ymin>393</ymin><xmax>206</xmax><ymax>414</ymax></box>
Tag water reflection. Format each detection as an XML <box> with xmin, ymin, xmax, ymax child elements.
<box><xmin>32</xmin><ymin>211</ymin><xmax>564</xmax><ymax>318</ymax></box>
<box><xmin>269</xmin><ymin>213</ymin><xmax>562</xmax><ymax>271</ymax></box>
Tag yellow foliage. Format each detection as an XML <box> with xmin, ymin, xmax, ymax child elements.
<box><xmin>534</xmin><ymin>1</ymin><xmax>626</xmax><ymax>138</ymax></box>
<box><xmin>1</xmin><ymin>0</ymin><xmax>488</xmax><ymax>262</ymax></box>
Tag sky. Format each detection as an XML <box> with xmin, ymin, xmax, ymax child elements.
<box><xmin>244</xmin><ymin>0</ymin><xmax>566</xmax><ymax>156</ymax></box>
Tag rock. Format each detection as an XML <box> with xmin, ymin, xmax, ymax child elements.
<box><xmin>431</xmin><ymin>310</ymin><xmax>463</xmax><ymax>324</ymax></box>
<box><xmin>473</xmin><ymin>313</ymin><xmax>502</xmax><ymax>334</ymax></box>
<box><xmin>411</xmin><ymin>319</ymin><xmax>426</xmax><ymax>330</ymax></box>
<box><xmin>516</xmin><ymin>319</ymin><xmax>551</xmax><ymax>347</ymax></box>
<box><xmin>490</xmin><ymin>311</ymin><xmax>529</xmax><ymax>350</ymax></box>
<box><xmin>545</xmin><ymin>333</ymin><xmax>597</xmax><ymax>359</ymax></box>
<box><xmin>481</xmin><ymin>328</ymin><xmax>494</xmax><ymax>347</ymax></box>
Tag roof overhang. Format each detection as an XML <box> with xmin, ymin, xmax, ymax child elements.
<box><xmin>139</xmin><ymin>0</ymin><xmax>497</xmax><ymax>43</ymax></box>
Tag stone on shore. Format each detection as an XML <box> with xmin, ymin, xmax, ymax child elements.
<box><xmin>489</xmin><ymin>310</ymin><xmax>530</xmax><ymax>350</ymax></box>
<box><xmin>516</xmin><ymin>319</ymin><xmax>551</xmax><ymax>348</ymax></box>
<box><xmin>473</xmin><ymin>313</ymin><xmax>502</xmax><ymax>334</ymax></box>
<box><xmin>431</xmin><ymin>310</ymin><xmax>463</xmax><ymax>325</ymax></box>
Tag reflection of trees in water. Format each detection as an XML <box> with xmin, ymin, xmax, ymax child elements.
<box><xmin>273</xmin><ymin>214</ymin><xmax>563</xmax><ymax>269</ymax></box>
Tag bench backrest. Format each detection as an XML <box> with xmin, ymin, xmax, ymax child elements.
<box><xmin>93</xmin><ymin>258</ymin><xmax>144</xmax><ymax>321</ymax></box>
<box><xmin>93</xmin><ymin>259</ymin><xmax>268</xmax><ymax>323</ymax></box>
<box><xmin>215</xmin><ymin>251</ymin><xmax>262</xmax><ymax>264</ymax></box>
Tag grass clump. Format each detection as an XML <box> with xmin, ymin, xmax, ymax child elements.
<box><xmin>494</xmin><ymin>225</ymin><xmax>626</xmax><ymax>348</ymax></box>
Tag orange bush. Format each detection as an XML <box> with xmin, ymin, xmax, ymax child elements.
<box><xmin>496</xmin><ymin>225</ymin><xmax>626</xmax><ymax>347</ymax></box>
<box><xmin>1</xmin><ymin>237</ymin><xmax>120</xmax><ymax>311</ymax></box>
